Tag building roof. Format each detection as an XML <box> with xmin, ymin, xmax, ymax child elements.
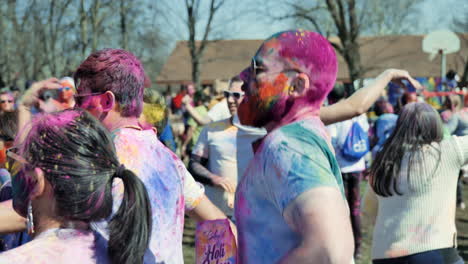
<box><xmin>156</xmin><ymin>33</ymin><xmax>468</xmax><ymax>84</ymax></box>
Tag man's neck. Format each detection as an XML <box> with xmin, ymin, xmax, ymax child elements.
<box><xmin>105</xmin><ymin>116</ymin><xmax>140</xmax><ymax>132</ymax></box>
<box><xmin>265</xmin><ymin>104</ymin><xmax>320</xmax><ymax>133</ymax></box>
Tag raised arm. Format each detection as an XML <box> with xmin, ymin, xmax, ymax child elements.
<box><xmin>183</xmin><ymin>96</ymin><xmax>212</xmax><ymax>126</ymax></box>
<box><xmin>18</xmin><ymin>78</ymin><xmax>65</xmax><ymax>141</ymax></box>
<box><xmin>320</xmin><ymin>69</ymin><xmax>422</xmax><ymax>125</ymax></box>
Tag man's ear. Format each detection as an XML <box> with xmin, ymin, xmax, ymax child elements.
<box><xmin>289</xmin><ymin>73</ymin><xmax>310</xmax><ymax>98</ymax></box>
<box><xmin>100</xmin><ymin>91</ymin><xmax>116</xmax><ymax>112</ymax></box>
<box><xmin>30</xmin><ymin>167</ymin><xmax>46</xmax><ymax>200</ymax></box>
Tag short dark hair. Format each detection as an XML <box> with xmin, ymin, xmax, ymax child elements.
<box><xmin>74</xmin><ymin>49</ymin><xmax>146</xmax><ymax>117</ymax></box>
<box><xmin>328</xmin><ymin>83</ymin><xmax>346</xmax><ymax>103</ymax></box>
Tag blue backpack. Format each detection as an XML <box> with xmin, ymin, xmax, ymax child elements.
<box><xmin>342</xmin><ymin>121</ymin><xmax>369</xmax><ymax>161</ymax></box>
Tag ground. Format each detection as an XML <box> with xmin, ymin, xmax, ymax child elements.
<box><xmin>183</xmin><ymin>182</ymin><xmax>468</xmax><ymax>263</ymax></box>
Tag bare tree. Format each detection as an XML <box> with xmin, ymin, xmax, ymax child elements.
<box><xmin>184</xmin><ymin>0</ymin><xmax>227</xmax><ymax>90</ymax></box>
<box><xmin>453</xmin><ymin>10</ymin><xmax>468</xmax><ymax>85</ymax></box>
<box><xmin>0</xmin><ymin>0</ymin><xmax>170</xmax><ymax>88</ymax></box>
<box><xmin>119</xmin><ymin>0</ymin><xmax>129</xmax><ymax>50</ymax></box>
<box><xmin>277</xmin><ymin>0</ymin><xmax>422</xmax><ymax>91</ymax></box>
<box><xmin>78</xmin><ymin>0</ymin><xmax>114</xmax><ymax>57</ymax></box>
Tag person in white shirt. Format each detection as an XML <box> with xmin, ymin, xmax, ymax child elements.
<box><xmin>189</xmin><ymin>76</ymin><xmax>245</xmax><ymax>218</ymax></box>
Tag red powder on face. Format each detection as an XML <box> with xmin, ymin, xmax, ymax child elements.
<box><xmin>239</xmin><ymin>30</ymin><xmax>338</xmax><ymax>127</ymax></box>
<box><xmin>238</xmin><ymin>96</ymin><xmax>259</xmax><ymax>126</ymax></box>
<box><xmin>258</xmin><ymin>73</ymin><xmax>288</xmax><ymax>100</ymax></box>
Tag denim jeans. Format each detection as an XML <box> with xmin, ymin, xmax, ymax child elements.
<box><xmin>373</xmin><ymin>248</ymin><xmax>463</xmax><ymax>264</ymax></box>
<box><xmin>342</xmin><ymin>172</ymin><xmax>362</xmax><ymax>256</ymax></box>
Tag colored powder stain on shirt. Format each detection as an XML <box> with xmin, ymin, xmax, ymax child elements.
<box><xmin>235</xmin><ymin>117</ymin><xmax>345</xmax><ymax>263</ymax></box>
<box><xmin>0</xmin><ymin>229</ymin><xmax>109</xmax><ymax>264</ymax></box>
<box><xmin>92</xmin><ymin>127</ymin><xmax>204</xmax><ymax>264</ymax></box>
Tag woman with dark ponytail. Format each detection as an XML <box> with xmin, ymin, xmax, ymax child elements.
<box><xmin>0</xmin><ymin>109</ymin><xmax>151</xmax><ymax>264</ymax></box>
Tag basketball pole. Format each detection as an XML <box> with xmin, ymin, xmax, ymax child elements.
<box><xmin>439</xmin><ymin>49</ymin><xmax>446</xmax><ymax>91</ymax></box>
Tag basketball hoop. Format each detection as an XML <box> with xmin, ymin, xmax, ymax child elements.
<box><xmin>422</xmin><ymin>30</ymin><xmax>461</xmax><ymax>83</ymax></box>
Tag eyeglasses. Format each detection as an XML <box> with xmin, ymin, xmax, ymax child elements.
<box><xmin>60</xmin><ymin>87</ymin><xmax>72</xmax><ymax>92</ymax></box>
<box><xmin>73</xmin><ymin>92</ymin><xmax>104</xmax><ymax>107</ymax></box>
<box><xmin>250</xmin><ymin>57</ymin><xmax>302</xmax><ymax>80</ymax></box>
<box><xmin>223</xmin><ymin>90</ymin><xmax>244</xmax><ymax>100</ymax></box>
<box><xmin>0</xmin><ymin>100</ymin><xmax>13</xmax><ymax>104</ymax></box>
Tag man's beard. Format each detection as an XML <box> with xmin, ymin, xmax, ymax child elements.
<box><xmin>238</xmin><ymin>94</ymin><xmax>294</xmax><ymax>129</ymax></box>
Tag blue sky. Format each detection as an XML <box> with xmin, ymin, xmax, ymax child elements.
<box><xmin>229</xmin><ymin>0</ymin><xmax>466</xmax><ymax>40</ymax></box>
<box><xmin>158</xmin><ymin>0</ymin><xmax>467</xmax><ymax>63</ymax></box>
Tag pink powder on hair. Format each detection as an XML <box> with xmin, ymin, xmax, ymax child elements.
<box><xmin>75</xmin><ymin>49</ymin><xmax>146</xmax><ymax>117</ymax></box>
<box><xmin>238</xmin><ymin>30</ymin><xmax>337</xmax><ymax>127</ymax></box>
<box><xmin>272</xmin><ymin>30</ymin><xmax>338</xmax><ymax>107</ymax></box>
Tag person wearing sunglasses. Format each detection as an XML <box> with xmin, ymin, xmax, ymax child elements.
<box><xmin>9</xmin><ymin>49</ymin><xmax>230</xmax><ymax>264</ymax></box>
<box><xmin>233</xmin><ymin>29</ymin><xmax>424</xmax><ymax>264</ymax></box>
<box><xmin>0</xmin><ymin>109</ymin><xmax>152</xmax><ymax>263</ymax></box>
<box><xmin>188</xmin><ymin>76</ymin><xmax>245</xmax><ymax>218</ymax></box>
<box><xmin>0</xmin><ymin>92</ymin><xmax>15</xmax><ymax>113</ymax></box>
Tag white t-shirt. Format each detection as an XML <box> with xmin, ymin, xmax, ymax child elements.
<box><xmin>207</xmin><ymin>99</ymin><xmax>231</xmax><ymax>122</ymax></box>
<box><xmin>326</xmin><ymin>114</ymin><xmax>369</xmax><ymax>173</ymax></box>
<box><xmin>232</xmin><ymin>115</ymin><xmax>266</xmax><ymax>181</ymax></box>
<box><xmin>192</xmin><ymin>118</ymin><xmax>239</xmax><ymax>216</ymax></box>
<box><xmin>191</xmin><ymin>115</ymin><xmax>265</xmax><ymax>217</ymax></box>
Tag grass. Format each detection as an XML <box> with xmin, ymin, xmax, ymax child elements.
<box><xmin>183</xmin><ymin>181</ymin><xmax>468</xmax><ymax>263</ymax></box>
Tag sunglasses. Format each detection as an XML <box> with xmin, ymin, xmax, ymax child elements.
<box><xmin>60</xmin><ymin>87</ymin><xmax>72</xmax><ymax>92</ymax></box>
<box><xmin>250</xmin><ymin>57</ymin><xmax>302</xmax><ymax>80</ymax></box>
<box><xmin>73</xmin><ymin>92</ymin><xmax>104</xmax><ymax>107</ymax></box>
<box><xmin>38</xmin><ymin>86</ymin><xmax>73</xmax><ymax>102</ymax></box>
<box><xmin>0</xmin><ymin>100</ymin><xmax>13</xmax><ymax>104</ymax></box>
<box><xmin>223</xmin><ymin>90</ymin><xmax>244</xmax><ymax>100</ymax></box>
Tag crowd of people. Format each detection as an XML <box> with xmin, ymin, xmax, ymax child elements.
<box><xmin>0</xmin><ymin>29</ymin><xmax>466</xmax><ymax>264</ymax></box>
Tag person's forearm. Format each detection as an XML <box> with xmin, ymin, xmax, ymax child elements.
<box><xmin>188</xmin><ymin>159</ymin><xmax>215</xmax><ymax>185</ymax></box>
<box><xmin>0</xmin><ymin>200</ymin><xmax>26</xmax><ymax>235</ymax></box>
<box><xmin>185</xmin><ymin>104</ymin><xmax>211</xmax><ymax>125</ymax></box>
<box><xmin>321</xmin><ymin>70</ymin><xmax>393</xmax><ymax>125</ymax></box>
<box><xmin>186</xmin><ymin>194</ymin><xmax>227</xmax><ymax>222</ymax></box>
<box><xmin>347</xmin><ymin>70</ymin><xmax>393</xmax><ymax>113</ymax></box>
<box><xmin>182</xmin><ymin>127</ymin><xmax>194</xmax><ymax>149</ymax></box>
<box><xmin>18</xmin><ymin>104</ymin><xmax>33</xmax><ymax>143</ymax></box>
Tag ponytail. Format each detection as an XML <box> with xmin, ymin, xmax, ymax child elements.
<box><xmin>108</xmin><ymin>167</ymin><xmax>152</xmax><ymax>264</ymax></box>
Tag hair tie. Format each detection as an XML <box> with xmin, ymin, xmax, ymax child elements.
<box><xmin>115</xmin><ymin>164</ymin><xmax>126</xmax><ymax>178</ymax></box>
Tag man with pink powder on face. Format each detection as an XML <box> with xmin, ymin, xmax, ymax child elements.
<box><xmin>234</xmin><ymin>29</ymin><xmax>422</xmax><ymax>264</ymax></box>
<box><xmin>3</xmin><ymin>49</ymin><xmax>230</xmax><ymax>264</ymax></box>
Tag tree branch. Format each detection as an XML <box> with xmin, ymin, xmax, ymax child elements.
<box><xmin>347</xmin><ymin>0</ymin><xmax>359</xmax><ymax>40</ymax></box>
